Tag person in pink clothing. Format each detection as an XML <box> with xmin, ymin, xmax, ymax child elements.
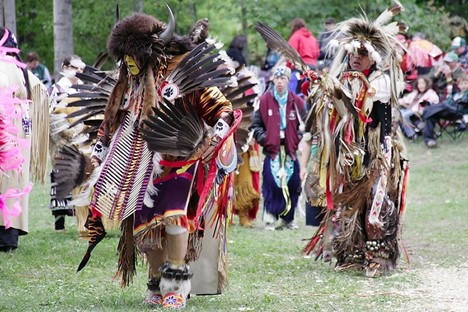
<box><xmin>398</xmin><ymin>76</ymin><xmax>440</xmax><ymax>139</ymax></box>
<box><xmin>287</xmin><ymin>18</ymin><xmax>320</xmax><ymax>95</ymax></box>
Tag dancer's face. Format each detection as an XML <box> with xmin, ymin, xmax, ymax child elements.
<box><xmin>349</xmin><ymin>49</ymin><xmax>373</xmax><ymax>72</ymax></box>
<box><xmin>124</xmin><ymin>55</ymin><xmax>141</xmax><ymax>76</ymax></box>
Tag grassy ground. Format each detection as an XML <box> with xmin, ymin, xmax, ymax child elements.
<box><xmin>1</xmin><ymin>133</ymin><xmax>467</xmax><ymax>311</ymax></box>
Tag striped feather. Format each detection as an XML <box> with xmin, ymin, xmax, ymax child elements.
<box><xmin>91</xmin><ymin>114</ymin><xmax>153</xmax><ymax>221</ymax></box>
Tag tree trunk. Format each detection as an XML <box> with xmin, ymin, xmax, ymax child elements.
<box><xmin>188</xmin><ymin>0</ymin><xmax>196</xmax><ymax>24</ymax></box>
<box><xmin>134</xmin><ymin>0</ymin><xmax>143</xmax><ymax>12</ymax></box>
<box><xmin>1</xmin><ymin>0</ymin><xmax>17</xmax><ymax>37</ymax></box>
<box><xmin>53</xmin><ymin>0</ymin><xmax>73</xmax><ymax>77</ymax></box>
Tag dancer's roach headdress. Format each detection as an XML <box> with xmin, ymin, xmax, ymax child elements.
<box><xmin>327</xmin><ymin>1</ymin><xmax>407</xmax><ymax>102</ymax></box>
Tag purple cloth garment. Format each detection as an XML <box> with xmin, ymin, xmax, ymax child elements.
<box><xmin>262</xmin><ymin>155</ymin><xmax>301</xmax><ymax>223</ymax></box>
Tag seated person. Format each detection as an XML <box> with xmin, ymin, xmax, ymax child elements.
<box><xmin>422</xmin><ymin>74</ymin><xmax>468</xmax><ymax>148</ymax></box>
<box><xmin>430</xmin><ymin>52</ymin><xmax>465</xmax><ymax>101</ymax></box>
<box><xmin>398</xmin><ymin>76</ymin><xmax>439</xmax><ymax>139</ymax></box>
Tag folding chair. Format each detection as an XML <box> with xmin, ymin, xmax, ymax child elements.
<box><xmin>436</xmin><ymin>113</ymin><xmax>466</xmax><ymax>141</ymax></box>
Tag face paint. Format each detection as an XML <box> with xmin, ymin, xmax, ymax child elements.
<box><xmin>124</xmin><ymin>55</ymin><xmax>140</xmax><ymax>75</ymax></box>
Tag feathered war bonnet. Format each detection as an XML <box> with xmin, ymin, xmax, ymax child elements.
<box><xmin>103</xmin><ymin>6</ymin><xmax>176</xmax><ymax>138</ymax></box>
<box><xmin>327</xmin><ymin>0</ymin><xmax>407</xmax><ymax>106</ymax></box>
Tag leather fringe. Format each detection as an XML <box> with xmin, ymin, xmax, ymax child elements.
<box><xmin>29</xmin><ymin>83</ymin><xmax>49</xmax><ymax>183</ymax></box>
<box><xmin>115</xmin><ymin>215</ymin><xmax>137</xmax><ymax>287</ymax></box>
<box><xmin>234</xmin><ymin>181</ymin><xmax>260</xmax><ymax>212</ymax></box>
<box><xmin>185</xmin><ymin>229</ymin><xmax>203</xmax><ymax>262</ymax></box>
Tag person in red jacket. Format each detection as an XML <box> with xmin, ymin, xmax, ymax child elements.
<box><xmin>287</xmin><ymin>18</ymin><xmax>320</xmax><ymax>95</ymax></box>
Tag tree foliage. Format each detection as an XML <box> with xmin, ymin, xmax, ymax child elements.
<box><xmin>13</xmin><ymin>0</ymin><xmax>467</xmax><ymax>76</ymax></box>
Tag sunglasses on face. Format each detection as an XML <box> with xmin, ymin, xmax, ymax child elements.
<box><xmin>357</xmin><ymin>49</ymin><xmax>369</xmax><ymax>57</ymax></box>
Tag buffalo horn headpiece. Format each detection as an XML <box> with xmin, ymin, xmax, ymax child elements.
<box><xmin>107</xmin><ymin>5</ymin><xmax>175</xmax><ymax>67</ymax></box>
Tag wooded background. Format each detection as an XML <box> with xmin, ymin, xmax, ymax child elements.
<box><xmin>1</xmin><ymin>0</ymin><xmax>467</xmax><ymax>77</ymax></box>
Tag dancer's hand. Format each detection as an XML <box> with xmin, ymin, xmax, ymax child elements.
<box><xmin>201</xmin><ymin>135</ymin><xmax>222</xmax><ymax>164</ymax></box>
<box><xmin>90</xmin><ymin>156</ymin><xmax>100</xmax><ymax>168</ymax></box>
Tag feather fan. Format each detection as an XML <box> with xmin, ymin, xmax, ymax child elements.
<box><xmin>164</xmin><ymin>41</ymin><xmax>232</xmax><ymax>96</ymax></box>
<box><xmin>52</xmin><ymin>145</ymin><xmax>92</xmax><ymax>200</ymax></box>
<box><xmin>140</xmin><ymin>98</ymin><xmax>206</xmax><ymax>158</ymax></box>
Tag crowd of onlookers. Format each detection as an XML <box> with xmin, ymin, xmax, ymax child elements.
<box><xmin>396</xmin><ymin>34</ymin><xmax>468</xmax><ymax>148</ymax></box>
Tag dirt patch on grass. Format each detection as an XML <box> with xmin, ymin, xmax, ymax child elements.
<box><xmin>401</xmin><ymin>265</ymin><xmax>468</xmax><ymax>312</ymax></box>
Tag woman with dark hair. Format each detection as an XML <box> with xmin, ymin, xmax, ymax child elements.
<box><xmin>398</xmin><ymin>76</ymin><xmax>439</xmax><ymax>139</ymax></box>
<box><xmin>226</xmin><ymin>34</ymin><xmax>247</xmax><ymax>66</ymax></box>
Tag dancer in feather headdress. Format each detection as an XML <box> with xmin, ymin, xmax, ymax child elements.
<box><xmin>256</xmin><ymin>1</ymin><xmax>409</xmax><ymax>277</ymax></box>
<box><xmin>299</xmin><ymin>2</ymin><xmax>410</xmax><ymax>277</ymax></box>
<box><xmin>54</xmin><ymin>7</ymin><xmax>244</xmax><ymax>309</ymax></box>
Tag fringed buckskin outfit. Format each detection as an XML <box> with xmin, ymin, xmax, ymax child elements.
<box><xmin>300</xmin><ymin>3</ymin><xmax>410</xmax><ymax>277</ymax></box>
<box><xmin>71</xmin><ymin>10</ymin><xmax>240</xmax><ymax>309</ymax></box>
<box><xmin>0</xmin><ymin>27</ymin><xmax>49</xmax><ymax>251</ymax></box>
<box><xmin>233</xmin><ymin>143</ymin><xmax>261</xmax><ymax>227</ymax></box>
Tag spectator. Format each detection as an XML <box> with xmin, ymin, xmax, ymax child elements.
<box><xmin>396</xmin><ymin>32</ymin><xmax>418</xmax><ymax>93</ymax></box>
<box><xmin>226</xmin><ymin>34</ymin><xmax>247</xmax><ymax>67</ymax></box>
<box><xmin>287</xmin><ymin>18</ymin><xmax>320</xmax><ymax>94</ymax></box>
<box><xmin>398</xmin><ymin>76</ymin><xmax>439</xmax><ymax>139</ymax></box>
<box><xmin>262</xmin><ymin>47</ymin><xmax>280</xmax><ymax>71</ymax></box>
<box><xmin>317</xmin><ymin>17</ymin><xmax>336</xmax><ymax>71</ymax></box>
<box><xmin>407</xmin><ymin>32</ymin><xmax>443</xmax><ymax>76</ymax></box>
<box><xmin>25</xmin><ymin>51</ymin><xmax>52</xmax><ymax>89</ymax></box>
<box><xmin>451</xmin><ymin>37</ymin><xmax>468</xmax><ymax>69</ymax></box>
<box><xmin>250</xmin><ymin>66</ymin><xmax>306</xmax><ymax>230</ymax></box>
<box><xmin>431</xmin><ymin>52</ymin><xmax>465</xmax><ymax>100</ymax></box>
<box><xmin>422</xmin><ymin>74</ymin><xmax>468</xmax><ymax>148</ymax></box>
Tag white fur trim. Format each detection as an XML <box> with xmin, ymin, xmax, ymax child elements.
<box><xmin>328</xmin><ymin>39</ymin><xmax>340</xmax><ymax>49</ymax></box>
<box><xmin>344</xmin><ymin>43</ymin><xmax>353</xmax><ymax>53</ymax></box>
<box><xmin>303</xmin><ymin>132</ymin><xmax>312</xmax><ymax>142</ymax></box>
<box><xmin>372</xmin><ymin>51</ymin><xmax>382</xmax><ymax>65</ymax></box>
<box><xmin>351</xmin><ymin>40</ymin><xmax>361</xmax><ymax>49</ymax></box>
<box><xmin>160</xmin><ymin>276</ymin><xmax>191</xmax><ymax>298</ymax></box>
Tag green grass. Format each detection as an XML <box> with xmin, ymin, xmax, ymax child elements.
<box><xmin>1</xmin><ymin>134</ymin><xmax>467</xmax><ymax>311</ymax></box>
